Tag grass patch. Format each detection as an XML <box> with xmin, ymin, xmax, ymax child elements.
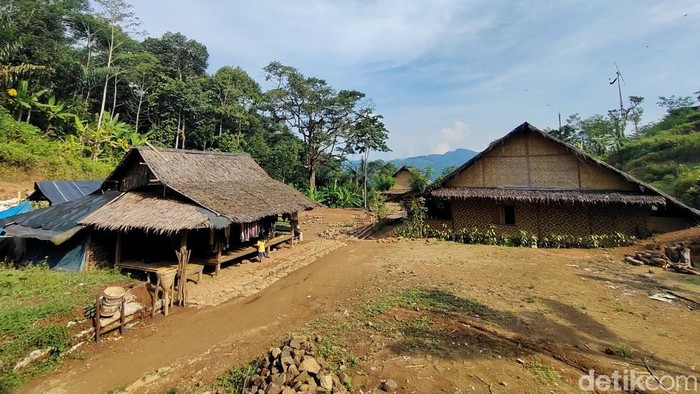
<box><xmin>316</xmin><ymin>338</ymin><xmax>358</xmax><ymax>373</ymax></box>
<box><xmin>216</xmin><ymin>359</ymin><xmax>262</xmax><ymax>394</ymax></box>
<box><xmin>528</xmin><ymin>360</ymin><xmax>560</xmax><ymax>384</ymax></box>
<box><xmin>410</xmin><ymin>316</ymin><xmax>432</xmax><ymax>330</ymax></box>
<box><xmin>605</xmin><ymin>342</ymin><xmax>634</xmax><ymax>359</ymax></box>
<box><xmin>0</xmin><ymin>263</ymin><xmax>133</xmax><ymax>392</ymax></box>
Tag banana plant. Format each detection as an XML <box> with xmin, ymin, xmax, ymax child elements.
<box><xmin>8</xmin><ymin>80</ymin><xmax>49</xmax><ymax>123</ymax></box>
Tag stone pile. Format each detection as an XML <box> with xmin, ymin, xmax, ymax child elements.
<box><xmin>241</xmin><ymin>336</ymin><xmax>350</xmax><ymax>394</ymax></box>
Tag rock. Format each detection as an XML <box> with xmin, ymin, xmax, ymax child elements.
<box><xmin>281</xmin><ymin>356</ymin><xmax>295</xmax><ymax>366</ymax></box>
<box><xmin>299</xmin><ymin>357</ymin><xmax>321</xmax><ymax>375</ymax></box>
<box><xmin>289</xmin><ymin>336</ymin><xmax>306</xmax><ymax>350</ymax></box>
<box><xmin>281</xmin><ymin>388</ymin><xmax>295</xmax><ymax>394</ymax></box>
<box><xmin>500</xmin><ymin>381</ymin><xmax>508</xmax><ymax>386</ymax></box>
<box><xmin>271</xmin><ymin>347</ymin><xmax>282</xmax><ymax>360</ymax></box>
<box><xmin>265</xmin><ymin>383</ymin><xmax>283</xmax><ymax>394</ymax></box>
<box><xmin>294</xmin><ymin>371</ymin><xmax>310</xmax><ymax>384</ymax></box>
<box><xmin>270</xmin><ymin>373</ymin><xmax>286</xmax><ymax>386</ymax></box>
<box><xmin>287</xmin><ymin>364</ymin><xmax>299</xmax><ymax>376</ymax></box>
<box><xmin>319</xmin><ymin>374</ymin><xmax>333</xmax><ymax>390</ymax></box>
<box><xmin>306</xmin><ymin>377</ymin><xmax>318</xmax><ymax>391</ymax></box>
<box><xmin>382</xmin><ymin>379</ymin><xmax>398</xmax><ymax>392</ymax></box>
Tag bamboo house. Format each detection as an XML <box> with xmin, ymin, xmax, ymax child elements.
<box><xmin>431</xmin><ymin>122</ymin><xmax>700</xmax><ymax>238</ymax></box>
<box><xmin>1</xmin><ymin>147</ymin><xmax>317</xmax><ymax>274</ymax></box>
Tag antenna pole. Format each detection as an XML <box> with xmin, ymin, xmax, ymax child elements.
<box><xmin>558</xmin><ymin>111</ymin><xmax>562</xmax><ymax>131</ymax></box>
<box><xmin>617</xmin><ymin>73</ymin><xmax>624</xmax><ymax>118</ymax></box>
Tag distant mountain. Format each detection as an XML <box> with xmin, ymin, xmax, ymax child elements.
<box><xmin>389</xmin><ymin>148</ymin><xmax>478</xmax><ymax>179</ymax></box>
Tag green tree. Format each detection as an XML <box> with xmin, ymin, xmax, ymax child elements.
<box><xmin>208</xmin><ymin>66</ymin><xmax>261</xmax><ymax>141</ymax></box>
<box><xmin>346</xmin><ymin>109</ymin><xmax>390</xmax><ymax>207</ymax></box>
<box><xmin>93</xmin><ymin>0</ymin><xmax>142</xmax><ymax>130</ymax></box>
<box><xmin>657</xmin><ymin>95</ymin><xmax>695</xmax><ymax>113</ymax></box>
<box><xmin>263</xmin><ymin>61</ymin><xmax>366</xmax><ymax>190</ymax></box>
<box><xmin>143</xmin><ymin>32</ymin><xmax>209</xmax><ymax>148</ymax></box>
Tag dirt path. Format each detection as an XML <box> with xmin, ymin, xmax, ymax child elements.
<box><xmin>188</xmin><ymin>238</ymin><xmax>347</xmax><ymax>306</ymax></box>
<box><xmin>22</xmin><ymin>240</ymin><xmax>383</xmax><ymax>394</ymax></box>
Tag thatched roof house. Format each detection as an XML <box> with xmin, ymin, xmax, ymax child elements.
<box><xmin>81</xmin><ymin>147</ymin><xmax>316</xmax><ymax>233</ymax></box>
<box><xmin>1</xmin><ymin>146</ymin><xmax>316</xmax><ymax>272</ymax></box>
<box><xmin>431</xmin><ymin>122</ymin><xmax>699</xmax><ymax>237</ymax></box>
<box><xmin>384</xmin><ymin>165</ymin><xmax>414</xmax><ymax>200</ymax></box>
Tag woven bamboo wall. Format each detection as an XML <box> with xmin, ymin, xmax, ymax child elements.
<box><xmin>445</xmin><ymin>131</ymin><xmax>639</xmax><ymax>191</ymax></box>
<box><xmin>579</xmin><ymin>162</ymin><xmax>637</xmax><ymax>191</ymax></box>
<box><xmin>529</xmin><ymin>155</ymin><xmax>579</xmax><ymax>188</ymax></box>
<box><xmin>390</xmin><ymin>169</ymin><xmax>413</xmax><ymax>191</ymax></box>
<box><xmin>483</xmin><ymin>157</ymin><xmax>529</xmax><ymax>187</ymax></box>
<box><xmin>446</xmin><ymin>159</ymin><xmax>484</xmax><ymax>187</ymax></box>
<box><xmin>451</xmin><ymin>199</ymin><xmax>649</xmax><ymax>237</ymax></box>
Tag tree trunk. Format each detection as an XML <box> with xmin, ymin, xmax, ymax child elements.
<box><xmin>309</xmin><ymin>166</ymin><xmax>316</xmax><ymax>191</ymax></box>
<box><xmin>134</xmin><ymin>93</ymin><xmax>143</xmax><ymax>132</ymax></box>
<box><xmin>111</xmin><ymin>75</ymin><xmax>118</xmax><ymax>115</ymax></box>
<box><xmin>363</xmin><ymin>151</ymin><xmax>369</xmax><ymax>209</ymax></box>
<box><xmin>174</xmin><ymin>112</ymin><xmax>181</xmax><ymax>148</ymax></box>
<box><xmin>97</xmin><ymin>26</ymin><xmax>115</xmax><ymax>130</ymax></box>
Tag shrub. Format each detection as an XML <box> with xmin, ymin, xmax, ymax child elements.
<box><xmin>404</xmin><ymin>225</ymin><xmax>636</xmax><ymax>249</ymax></box>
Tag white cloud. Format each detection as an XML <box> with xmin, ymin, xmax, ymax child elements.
<box><xmin>430</xmin><ymin>121</ymin><xmax>472</xmax><ymax>154</ymax></box>
<box><xmin>131</xmin><ymin>0</ymin><xmax>700</xmax><ymax>159</ymax></box>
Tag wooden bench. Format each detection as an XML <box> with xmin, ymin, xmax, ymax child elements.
<box><xmin>191</xmin><ymin>233</ymin><xmax>295</xmax><ymax>276</ymax></box>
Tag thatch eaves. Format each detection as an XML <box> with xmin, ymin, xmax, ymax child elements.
<box><xmin>80</xmin><ymin>191</ymin><xmax>231</xmax><ymax>234</ymax></box>
<box><xmin>433</xmin><ymin>122</ymin><xmax>700</xmax><ymax>218</ymax></box>
<box><xmin>432</xmin><ymin>187</ymin><xmax>666</xmax><ymax>206</ymax></box>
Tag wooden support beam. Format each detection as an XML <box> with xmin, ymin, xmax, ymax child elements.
<box><xmin>115</xmin><ymin>232</ymin><xmax>122</xmax><ymax>268</ymax></box>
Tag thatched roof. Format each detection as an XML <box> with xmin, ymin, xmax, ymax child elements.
<box><xmin>103</xmin><ymin>147</ymin><xmax>317</xmax><ymax>225</ymax></box>
<box><xmin>433</xmin><ymin>122</ymin><xmax>700</xmax><ymax>218</ymax></box>
<box><xmin>80</xmin><ymin>191</ymin><xmax>231</xmax><ymax>234</ymax></box>
<box><xmin>432</xmin><ymin>187</ymin><xmax>665</xmax><ymax>206</ymax></box>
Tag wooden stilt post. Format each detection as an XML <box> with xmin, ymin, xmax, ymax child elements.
<box><xmin>115</xmin><ymin>232</ymin><xmax>122</xmax><ymax>268</ymax></box>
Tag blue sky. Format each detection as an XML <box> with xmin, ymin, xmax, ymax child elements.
<box><xmin>130</xmin><ymin>1</ymin><xmax>700</xmax><ymax>159</ymax></box>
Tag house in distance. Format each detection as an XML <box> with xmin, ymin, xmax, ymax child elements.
<box><xmin>431</xmin><ymin>122</ymin><xmax>699</xmax><ymax>238</ymax></box>
<box><xmin>384</xmin><ymin>165</ymin><xmax>414</xmax><ymax>201</ymax></box>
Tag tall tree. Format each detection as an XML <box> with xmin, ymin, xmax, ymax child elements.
<box><xmin>263</xmin><ymin>61</ymin><xmax>365</xmax><ymax>190</ymax></box>
<box><xmin>143</xmin><ymin>32</ymin><xmax>208</xmax><ymax>148</ymax></box>
<box><xmin>208</xmin><ymin>66</ymin><xmax>261</xmax><ymax>141</ymax></box>
<box><xmin>93</xmin><ymin>0</ymin><xmax>141</xmax><ymax>130</ymax></box>
<box><xmin>346</xmin><ymin>109</ymin><xmax>390</xmax><ymax>208</ymax></box>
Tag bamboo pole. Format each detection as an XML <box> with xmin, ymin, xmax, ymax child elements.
<box><xmin>114</xmin><ymin>232</ymin><xmax>122</xmax><ymax>268</ymax></box>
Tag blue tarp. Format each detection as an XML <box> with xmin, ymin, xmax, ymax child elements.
<box><xmin>0</xmin><ymin>201</ymin><xmax>32</xmax><ymax>245</ymax></box>
<box><xmin>0</xmin><ymin>200</ymin><xmax>32</xmax><ymax>219</ymax></box>
<box><xmin>22</xmin><ymin>237</ymin><xmax>87</xmax><ymax>272</ymax></box>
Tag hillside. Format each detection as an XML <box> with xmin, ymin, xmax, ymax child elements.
<box><xmin>388</xmin><ymin>148</ymin><xmax>478</xmax><ymax>178</ymax></box>
<box><xmin>0</xmin><ymin>108</ymin><xmax>115</xmax><ymax>193</ymax></box>
<box><xmin>607</xmin><ymin>106</ymin><xmax>700</xmax><ymax>208</ymax></box>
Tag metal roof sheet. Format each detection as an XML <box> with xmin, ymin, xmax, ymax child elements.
<box><xmin>30</xmin><ymin>180</ymin><xmax>103</xmax><ymax>205</ymax></box>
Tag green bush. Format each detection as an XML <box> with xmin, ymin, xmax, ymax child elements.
<box><xmin>397</xmin><ymin>223</ymin><xmax>636</xmax><ymax>249</ymax></box>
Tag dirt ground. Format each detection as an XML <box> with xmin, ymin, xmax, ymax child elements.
<box><xmin>20</xmin><ymin>210</ymin><xmax>700</xmax><ymax>394</ymax></box>
<box><xmin>0</xmin><ymin>180</ymin><xmax>34</xmax><ymax>201</ymax></box>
